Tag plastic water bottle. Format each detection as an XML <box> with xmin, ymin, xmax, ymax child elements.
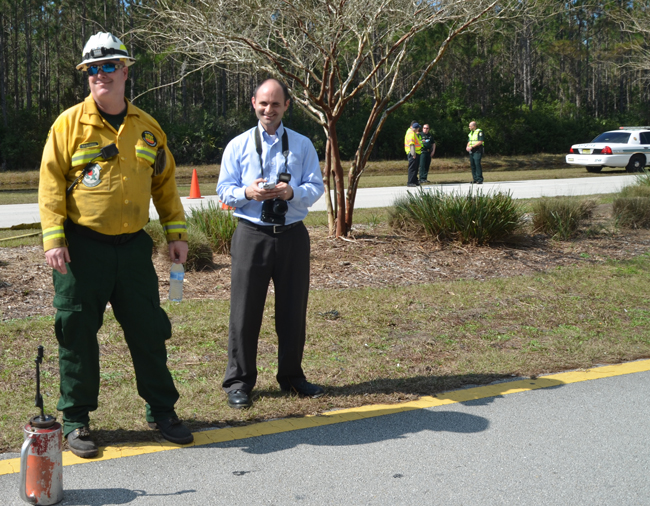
<box><xmin>169</xmin><ymin>262</ymin><xmax>184</xmax><ymax>302</ymax></box>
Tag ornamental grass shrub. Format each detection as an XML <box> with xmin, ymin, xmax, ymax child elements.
<box><xmin>144</xmin><ymin>219</ymin><xmax>214</xmax><ymax>271</ymax></box>
<box><xmin>186</xmin><ymin>200</ymin><xmax>238</xmax><ymax>254</ymax></box>
<box><xmin>531</xmin><ymin>197</ymin><xmax>595</xmax><ymax>240</ymax></box>
<box><xmin>634</xmin><ymin>168</ymin><xmax>650</xmax><ymax>187</ymax></box>
<box><xmin>144</xmin><ymin>220</ymin><xmax>166</xmax><ymax>248</ymax></box>
<box><xmin>613</xmin><ymin>183</ymin><xmax>650</xmax><ymax>229</ymax></box>
<box><xmin>389</xmin><ymin>188</ymin><xmax>524</xmax><ymax>244</ymax></box>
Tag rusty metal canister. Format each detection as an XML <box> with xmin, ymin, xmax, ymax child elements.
<box><xmin>19</xmin><ymin>416</ymin><xmax>63</xmax><ymax>505</ymax></box>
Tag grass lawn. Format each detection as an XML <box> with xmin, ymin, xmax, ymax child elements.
<box><xmin>1</xmin><ymin>252</ymin><xmax>649</xmax><ymax>452</ymax></box>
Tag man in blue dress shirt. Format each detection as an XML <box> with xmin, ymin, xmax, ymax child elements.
<box><xmin>217</xmin><ymin>78</ymin><xmax>325</xmax><ymax>409</ymax></box>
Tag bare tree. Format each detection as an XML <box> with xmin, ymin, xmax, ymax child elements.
<box><xmin>616</xmin><ymin>1</ymin><xmax>650</xmax><ymax>74</ymax></box>
<box><xmin>141</xmin><ymin>0</ymin><xmax>505</xmax><ymax>236</ymax></box>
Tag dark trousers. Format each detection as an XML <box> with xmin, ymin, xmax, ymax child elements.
<box><xmin>53</xmin><ymin>228</ymin><xmax>178</xmax><ymax>436</ymax></box>
<box><xmin>407</xmin><ymin>153</ymin><xmax>420</xmax><ymax>185</ymax></box>
<box><xmin>223</xmin><ymin>220</ymin><xmax>310</xmax><ymax>393</ymax></box>
<box><xmin>470</xmin><ymin>151</ymin><xmax>483</xmax><ymax>183</ymax></box>
<box><xmin>419</xmin><ymin>152</ymin><xmax>431</xmax><ymax>182</ymax></box>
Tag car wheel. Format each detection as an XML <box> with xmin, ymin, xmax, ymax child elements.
<box><xmin>626</xmin><ymin>154</ymin><xmax>646</xmax><ymax>173</ymax></box>
<box><xmin>586</xmin><ymin>166</ymin><xmax>603</xmax><ymax>173</ymax></box>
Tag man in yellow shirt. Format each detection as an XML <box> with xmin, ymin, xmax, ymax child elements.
<box><xmin>404</xmin><ymin>121</ymin><xmax>422</xmax><ymax>187</ymax></box>
<box><xmin>38</xmin><ymin>32</ymin><xmax>193</xmax><ymax>458</ymax></box>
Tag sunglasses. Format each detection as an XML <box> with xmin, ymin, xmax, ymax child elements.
<box><xmin>86</xmin><ymin>63</ymin><xmax>124</xmax><ymax>76</ymax></box>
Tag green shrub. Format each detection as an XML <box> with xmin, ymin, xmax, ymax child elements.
<box><xmin>531</xmin><ymin>197</ymin><xmax>595</xmax><ymax>240</ymax></box>
<box><xmin>185</xmin><ymin>226</ymin><xmax>214</xmax><ymax>271</ymax></box>
<box><xmin>614</xmin><ymin>183</ymin><xmax>650</xmax><ymax>229</ymax></box>
<box><xmin>634</xmin><ymin>168</ymin><xmax>650</xmax><ymax>187</ymax></box>
<box><xmin>144</xmin><ymin>219</ymin><xmax>214</xmax><ymax>271</ymax></box>
<box><xmin>619</xmin><ymin>183</ymin><xmax>650</xmax><ymax>199</ymax></box>
<box><xmin>144</xmin><ymin>220</ymin><xmax>166</xmax><ymax>249</ymax></box>
<box><xmin>186</xmin><ymin>200</ymin><xmax>238</xmax><ymax>254</ymax></box>
<box><xmin>389</xmin><ymin>188</ymin><xmax>523</xmax><ymax>244</ymax></box>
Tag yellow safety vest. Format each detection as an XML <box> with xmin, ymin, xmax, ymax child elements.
<box><xmin>404</xmin><ymin>128</ymin><xmax>422</xmax><ymax>155</ymax></box>
<box><xmin>468</xmin><ymin>129</ymin><xmax>484</xmax><ymax>148</ymax></box>
<box><xmin>39</xmin><ymin>95</ymin><xmax>187</xmax><ymax>252</ymax></box>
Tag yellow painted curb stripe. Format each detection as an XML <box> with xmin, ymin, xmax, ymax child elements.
<box><xmin>2</xmin><ymin>359</ymin><xmax>649</xmax><ymax>476</ymax></box>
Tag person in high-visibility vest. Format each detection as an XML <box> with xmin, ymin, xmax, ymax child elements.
<box><xmin>404</xmin><ymin>121</ymin><xmax>422</xmax><ymax>187</ymax></box>
<box><xmin>466</xmin><ymin>121</ymin><xmax>484</xmax><ymax>184</ymax></box>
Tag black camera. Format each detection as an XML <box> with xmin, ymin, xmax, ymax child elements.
<box><xmin>261</xmin><ymin>172</ymin><xmax>292</xmax><ymax>225</ymax></box>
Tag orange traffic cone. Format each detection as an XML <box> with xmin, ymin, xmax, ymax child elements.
<box><xmin>188</xmin><ymin>168</ymin><xmax>203</xmax><ymax>199</ymax></box>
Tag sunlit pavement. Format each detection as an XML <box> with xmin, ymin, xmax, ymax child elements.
<box><xmin>2</xmin><ymin>362</ymin><xmax>649</xmax><ymax>505</ymax></box>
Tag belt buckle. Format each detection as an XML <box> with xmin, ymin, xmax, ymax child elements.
<box><xmin>273</xmin><ymin>225</ymin><xmax>282</xmax><ymax>234</ymax></box>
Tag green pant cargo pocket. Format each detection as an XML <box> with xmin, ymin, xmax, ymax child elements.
<box><xmin>53</xmin><ymin>294</ymin><xmax>82</xmax><ymax>312</ymax></box>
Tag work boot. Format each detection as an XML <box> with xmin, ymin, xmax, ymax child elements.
<box><xmin>67</xmin><ymin>427</ymin><xmax>98</xmax><ymax>458</ymax></box>
<box><xmin>148</xmin><ymin>416</ymin><xmax>194</xmax><ymax>445</ymax></box>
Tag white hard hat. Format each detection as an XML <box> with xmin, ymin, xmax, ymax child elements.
<box><xmin>76</xmin><ymin>32</ymin><xmax>136</xmax><ymax>70</ymax></box>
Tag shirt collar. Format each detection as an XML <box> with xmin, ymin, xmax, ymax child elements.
<box><xmin>82</xmin><ymin>95</ymin><xmax>136</xmax><ymax>126</ymax></box>
<box><xmin>258</xmin><ymin>121</ymin><xmax>285</xmax><ymax>144</ymax></box>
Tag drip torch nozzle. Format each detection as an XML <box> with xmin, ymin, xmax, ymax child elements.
<box><xmin>29</xmin><ymin>345</ymin><xmax>55</xmax><ymax>428</ymax></box>
<box><xmin>35</xmin><ymin>345</ymin><xmax>44</xmax><ymax>420</ymax></box>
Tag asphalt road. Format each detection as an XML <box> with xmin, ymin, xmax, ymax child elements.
<box><xmin>1</xmin><ymin>363</ymin><xmax>649</xmax><ymax>505</ymax></box>
<box><xmin>0</xmin><ymin>175</ymin><xmax>637</xmax><ymax>228</ymax></box>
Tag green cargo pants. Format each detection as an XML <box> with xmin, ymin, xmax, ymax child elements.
<box><xmin>470</xmin><ymin>151</ymin><xmax>484</xmax><ymax>184</ymax></box>
<box><xmin>53</xmin><ymin>227</ymin><xmax>179</xmax><ymax>437</ymax></box>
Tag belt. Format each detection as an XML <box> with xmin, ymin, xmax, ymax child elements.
<box><xmin>64</xmin><ymin>220</ymin><xmax>141</xmax><ymax>245</ymax></box>
<box><xmin>239</xmin><ymin>219</ymin><xmax>302</xmax><ymax>234</ymax></box>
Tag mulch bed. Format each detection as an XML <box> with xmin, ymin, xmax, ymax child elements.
<box><xmin>2</xmin><ymin>206</ymin><xmax>650</xmax><ymax>321</ymax></box>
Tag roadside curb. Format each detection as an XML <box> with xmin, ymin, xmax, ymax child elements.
<box><xmin>2</xmin><ymin>358</ymin><xmax>649</xmax><ymax>475</ymax></box>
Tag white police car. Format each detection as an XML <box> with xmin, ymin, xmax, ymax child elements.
<box><xmin>566</xmin><ymin>127</ymin><xmax>650</xmax><ymax>173</ymax></box>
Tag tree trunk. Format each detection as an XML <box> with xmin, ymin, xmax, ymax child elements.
<box><xmin>23</xmin><ymin>0</ymin><xmax>31</xmax><ymax>111</ymax></box>
<box><xmin>324</xmin><ymin>118</ymin><xmax>346</xmax><ymax>237</ymax></box>
<box><xmin>0</xmin><ymin>13</ymin><xmax>7</xmax><ymax>127</ymax></box>
<box><xmin>323</xmin><ymin>136</ymin><xmax>335</xmax><ymax>234</ymax></box>
<box><xmin>13</xmin><ymin>0</ymin><xmax>19</xmax><ymax>111</ymax></box>
<box><xmin>221</xmin><ymin>67</ymin><xmax>227</xmax><ymax>117</ymax></box>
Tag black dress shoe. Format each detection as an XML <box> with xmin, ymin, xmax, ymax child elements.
<box><xmin>280</xmin><ymin>379</ymin><xmax>325</xmax><ymax>398</ymax></box>
<box><xmin>148</xmin><ymin>416</ymin><xmax>194</xmax><ymax>445</ymax></box>
<box><xmin>227</xmin><ymin>389</ymin><xmax>251</xmax><ymax>409</ymax></box>
<box><xmin>67</xmin><ymin>426</ymin><xmax>98</xmax><ymax>458</ymax></box>
<box><xmin>406</xmin><ymin>183</ymin><xmax>419</xmax><ymax>187</ymax></box>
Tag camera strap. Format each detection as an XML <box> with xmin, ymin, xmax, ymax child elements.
<box><xmin>255</xmin><ymin>126</ymin><xmax>289</xmax><ymax>180</ymax></box>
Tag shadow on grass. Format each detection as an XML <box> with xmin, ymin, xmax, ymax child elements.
<box><xmin>253</xmin><ymin>372</ymin><xmax>518</xmax><ymax>399</ymax></box>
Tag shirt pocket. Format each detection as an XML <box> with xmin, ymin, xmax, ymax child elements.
<box><xmin>71</xmin><ymin>145</ymin><xmax>102</xmax><ymax>169</ymax></box>
<box><xmin>70</xmin><ymin>145</ymin><xmax>111</xmax><ymax>192</ymax></box>
<box><xmin>135</xmin><ymin>140</ymin><xmax>157</xmax><ymax>171</ymax></box>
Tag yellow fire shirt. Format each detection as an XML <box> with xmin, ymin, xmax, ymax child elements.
<box><xmin>38</xmin><ymin>95</ymin><xmax>187</xmax><ymax>251</ymax></box>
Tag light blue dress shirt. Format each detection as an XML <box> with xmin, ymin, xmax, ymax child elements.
<box><xmin>217</xmin><ymin>122</ymin><xmax>325</xmax><ymax>225</ymax></box>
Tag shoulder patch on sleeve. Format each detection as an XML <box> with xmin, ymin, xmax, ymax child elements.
<box><xmin>142</xmin><ymin>131</ymin><xmax>157</xmax><ymax>147</ymax></box>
